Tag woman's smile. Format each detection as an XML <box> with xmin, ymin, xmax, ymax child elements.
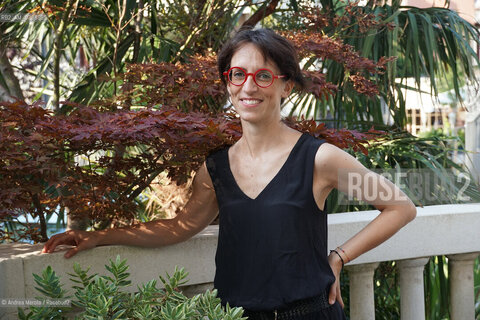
<box><xmin>240</xmin><ymin>98</ymin><xmax>263</xmax><ymax>107</ymax></box>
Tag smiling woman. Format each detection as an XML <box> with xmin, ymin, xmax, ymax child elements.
<box><xmin>42</xmin><ymin>27</ymin><xmax>416</xmax><ymax>320</ymax></box>
<box><xmin>222</xmin><ymin>42</ymin><xmax>294</xmax><ymax>125</ymax></box>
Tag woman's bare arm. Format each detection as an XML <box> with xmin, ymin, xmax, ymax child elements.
<box><xmin>42</xmin><ymin>162</ymin><xmax>218</xmax><ymax>258</ymax></box>
<box><xmin>314</xmin><ymin>143</ymin><xmax>417</xmax><ymax>305</ymax></box>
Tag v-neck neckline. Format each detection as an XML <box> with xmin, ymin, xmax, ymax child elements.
<box><xmin>226</xmin><ymin>133</ymin><xmax>306</xmax><ymax>201</ymax></box>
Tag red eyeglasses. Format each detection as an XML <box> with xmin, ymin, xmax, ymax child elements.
<box><xmin>223</xmin><ymin>67</ymin><xmax>285</xmax><ymax>88</ymax></box>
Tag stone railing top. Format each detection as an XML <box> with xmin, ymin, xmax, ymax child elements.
<box><xmin>327</xmin><ymin>203</ymin><xmax>480</xmax><ymax>264</ymax></box>
<box><xmin>1</xmin><ymin>203</ymin><xmax>479</xmax><ymax>262</ymax></box>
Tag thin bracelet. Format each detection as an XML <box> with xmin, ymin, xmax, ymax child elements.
<box><xmin>337</xmin><ymin>246</ymin><xmax>350</xmax><ymax>263</ymax></box>
<box><xmin>329</xmin><ymin>249</ymin><xmax>344</xmax><ymax>268</ymax></box>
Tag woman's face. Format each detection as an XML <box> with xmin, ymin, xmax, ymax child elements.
<box><xmin>227</xmin><ymin>43</ymin><xmax>293</xmax><ymax>125</ymax></box>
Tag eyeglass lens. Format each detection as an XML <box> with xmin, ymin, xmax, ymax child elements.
<box><xmin>228</xmin><ymin>68</ymin><xmax>274</xmax><ymax>88</ymax></box>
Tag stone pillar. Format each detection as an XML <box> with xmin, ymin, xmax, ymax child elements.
<box><xmin>465</xmin><ymin>110</ymin><xmax>480</xmax><ymax>184</ymax></box>
<box><xmin>346</xmin><ymin>262</ymin><xmax>379</xmax><ymax>320</ymax></box>
<box><xmin>398</xmin><ymin>257</ymin><xmax>430</xmax><ymax>320</ymax></box>
<box><xmin>447</xmin><ymin>252</ymin><xmax>479</xmax><ymax>320</ymax></box>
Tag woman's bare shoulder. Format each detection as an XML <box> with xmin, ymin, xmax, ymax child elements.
<box><xmin>314</xmin><ymin>142</ymin><xmax>368</xmax><ymax>182</ymax></box>
<box><xmin>315</xmin><ymin>142</ymin><xmax>356</xmax><ymax>165</ymax></box>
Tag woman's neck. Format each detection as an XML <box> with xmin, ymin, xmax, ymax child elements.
<box><xmin>237</xmin><ymin>119</ymin><xmax>300</xmax><ymax>158</ymax></box>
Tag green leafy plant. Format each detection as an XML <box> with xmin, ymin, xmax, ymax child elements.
<box><xmin>19</xmin><ymin>256</ymin><xmax>246</xmax><ymax>320</ymax></box>
<box><xmin>17</xmin><ymin>266</ymin><xmax>71</xmax><ymax>320</ymax></box>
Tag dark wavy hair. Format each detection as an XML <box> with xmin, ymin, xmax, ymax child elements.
<box><xmin>217</xmin><ymin>28</ymin><xmax>306</xmax><ymax>91</ymax></box>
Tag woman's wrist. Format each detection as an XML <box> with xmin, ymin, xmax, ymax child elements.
<box><xmin>93</xmin><ymin>229</ymin><xmax>108</xmax><ymax>246</ymax></box>
<box><xmin>329</xmin><ymin>245</ymin><xmax>352</xmax><ymax>271</ymax></box>
<box><xmin>328</xmin><ymin>250</ymin><xmax>344</xmax><ymax>272</ymax></box>
<box><xmin>336</xmin><ymin>246</ymin><xmax>351</xmax><ymax>263</ymax></box>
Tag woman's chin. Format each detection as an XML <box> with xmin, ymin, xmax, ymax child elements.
<box><xmin>238</xmin><ymin>112</ymin><xmax>263</xmax><ymax>124</ymax></box>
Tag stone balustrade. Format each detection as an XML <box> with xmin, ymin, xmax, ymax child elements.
<box><xmin>1</xmin><ymin>203</ymin><xmax>479</xmax><ymax>320</ymax></box>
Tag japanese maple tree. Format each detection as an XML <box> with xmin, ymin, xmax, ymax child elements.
<box><xmin>0</xmin><ymin>3</ymin><xmax>391</xmax><ymax>243</ymax></box>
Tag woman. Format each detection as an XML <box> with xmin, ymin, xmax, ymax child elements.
<box><xmin>42</xmin><ymin>28</ymin><xmax>416</xmax><ymax>319</ymax></box>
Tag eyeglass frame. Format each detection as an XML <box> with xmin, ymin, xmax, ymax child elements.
<box><xmin>223</xmin><ymin>67</ymin><xmax>286</xmax><ymax>88</ymax></box>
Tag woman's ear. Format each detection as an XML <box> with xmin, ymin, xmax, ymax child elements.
<box><xmin>281</xmin><ymin>80</ymin><xmax>295</xmax><ymax>98</ymax></box>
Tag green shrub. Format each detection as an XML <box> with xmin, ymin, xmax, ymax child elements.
<box><xmin>18</xmin><ymin>256</ymin><xmax>245</xmax><ymax>320</ymax></box>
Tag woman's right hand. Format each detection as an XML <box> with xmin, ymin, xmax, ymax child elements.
<box><xmin>42</xmin><ymin>230</ymin><xmax>100</xmax><ymax>258</ymax></box>
<box><xmin>327</xmin><ymin>250</ymin><xmax>345</xmax><ymax>308</ymax></box>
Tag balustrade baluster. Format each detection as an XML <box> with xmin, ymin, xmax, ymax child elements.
<box><xmin>346</xmin><ymin>262</ymin><xmax>379</xmax><ymax>320</ymax></box>
<box><xmin>398</xmin><ymin>257</ymin><xmax>429</xmax><ymax>320</ymax></box>
<box><xmin>447</xmin><ymin>252</ymin><xmax>479</xmax><ymax>320</ymax></box>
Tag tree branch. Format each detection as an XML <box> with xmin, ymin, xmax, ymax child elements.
<box><xmin>127</xmin><ymin>169</ymin><xmax>164</xmax><ymax>201</ymax></box>
<box><xmin>0</xmin><ymin>29</ymin><xmax>24</xmax><ymax>101</ymax></box>
<box><xmin>241</xmin><ymin>0</ymin><xmax>280</xmax><ymax>28</ymax></box>
<box><xmin>131</xmin><ymin>0</ymin><xmax>144</xmax><ymax>64</ymax></box>
<box><xmin>31</xmin><ymin>193</ymin><xmax>48</xmax><ymax>242</ymax></box>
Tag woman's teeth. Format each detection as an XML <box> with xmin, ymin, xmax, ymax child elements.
<box><xmin>242</xmin><ymin>99</ymin><xmax>261</xmax><ymax>105</ymax></box>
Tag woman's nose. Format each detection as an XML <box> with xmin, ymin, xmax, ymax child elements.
<box><xmin>242</xmin><ymin>75</ymin><xmax>258</xmax><ymax>92</ymax></box>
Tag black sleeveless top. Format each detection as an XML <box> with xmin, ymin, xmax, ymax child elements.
<box><xmin>206</xmin><ymin>133</ymin><xmax>335</xmax><ymax>311</ymax></box>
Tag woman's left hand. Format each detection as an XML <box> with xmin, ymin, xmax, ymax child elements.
<box><xmin>327</xmin><ymin>252</ymin><xmax>344</xmax><ymax>308</ymax></box>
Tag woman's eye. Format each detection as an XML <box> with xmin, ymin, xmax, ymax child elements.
<box><xmin>257</xmin><ymin>72</ymin><xmax>272</xmax><ymax>81</ymax></box>
<box><xmin>233</xmin><ymin>72</ymin><xmax>245</xmax><ymax>78</ymax></box>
